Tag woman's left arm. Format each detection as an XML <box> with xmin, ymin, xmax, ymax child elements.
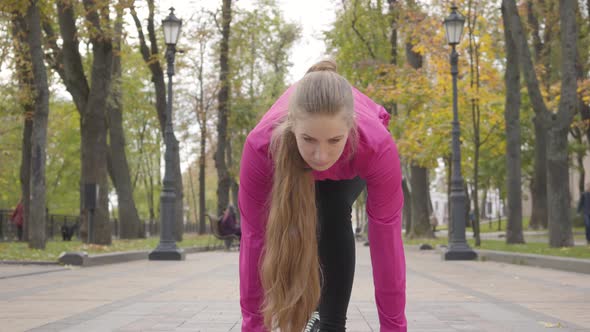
<box><xmin>364</xmin><ymin>136</ymin><xmax>407</xmax><ymax>332</ymax></box>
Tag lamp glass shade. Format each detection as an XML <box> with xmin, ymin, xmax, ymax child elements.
<box><xmin>444</xmin><ymin>8</ymin><xmax>465</xmax><ymax>45</ymax></box>
<box><xmin>162</xmin><ymin>8</ymin><xmax>182</xmax><ymax>45</ymax></box>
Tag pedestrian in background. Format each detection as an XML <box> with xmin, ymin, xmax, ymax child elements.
<box><xmin>10</xmin><ymin>199</ymin><xmax>24</xmax><ymax>241</ymax></box>
<box><xmin>577</xmin><ymin>183</ymin><xmax>590</xmax><ymax>245</ymax></box>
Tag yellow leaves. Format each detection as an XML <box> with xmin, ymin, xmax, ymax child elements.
<box><xmin>0</xmin><ymin>0</ymin><xmax>29</xmax><ymax>15</ymax></box>
<box><xmin>538</xmin><ymin>321</ymin><xmax>563</xmax><ymax>328</ymax></box>
<box><xmin>412</xmin><ymin>43</ymin><xmax>427</xmax><ymax>56</ymax></box>
<box><xmin>579</xmin><ymin>79</ymin><xmax>590</xmax><ymax>104</ymax></box>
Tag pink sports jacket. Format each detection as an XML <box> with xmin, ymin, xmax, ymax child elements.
<box><xmin>238</xmin><ymin>85</ymin><xmax>407</xmax><ymax>331</ymax></box>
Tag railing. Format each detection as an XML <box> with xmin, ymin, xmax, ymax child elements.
<box><xmin>0</xmin><ymin>209</ymin><xmax>205</xmax><ymax>242</ymax></box>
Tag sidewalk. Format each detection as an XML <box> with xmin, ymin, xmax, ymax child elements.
<box><xmin>0</xmin><ymin>244</ymin><xmax>588</xmax><ymax>332</ymax></box>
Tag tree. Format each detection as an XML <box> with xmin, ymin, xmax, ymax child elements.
<box><xmin>196</xmin><ymin>76</ymin><xmax>216</xmax><ymax>234</ymax></box>
<box><xmin>405</xmin><ymin>0</ymin><xmax>431</xmax><ymax>239</ymax></box>
<box><xmin>26</xmin><ymin>0</ymin><xmax>50</xmax><ymax>249</ymax></box>
<box><xmin>524</xmin><ymin>0</ymin><xmax>551</xmax><ymax>230</ymax></box>
<box><xmin>2</xmin><ymin>0</ymin><xmax>51</xmax><ymax>248</ymax></box>
<box><xmin>502</xmin><ymin>3</ymin><xmax>524</xmax><ymax>244</ymax></box>
<box><xmin>215</xmin><ymin>0</ymin><xmax>233</xmax><ymax>216</ymax></box>
<box><xmin>107</xmin><ymin>4</ymin><xmax>142</xmax><ymax>239</ymax></box>
<box><xmin>3</xmin><ymin>0</ymin><xmax>51</xmax><ymax>248</ymax></box>
<box><xmin>182</xmin><ymin>12</ymin><xmax>217</xmax><ymax>233</ymax></box>
<box><xmin>42</xmin><ymin>0</ymin><xmax>115</xmax><ymax>244</ymax></box>
<box><xmin>227</xmin><ymin>1</ymin><xmax>301</xmax><ymax>212</ymax></box>
<box><xmin>461</xmin><ymin>1</ymin><xmax>508</xmax><ymax>245</ymax></box>
<box><xmin>503</xmin><ymin>0</ymin><xmax>577</xmax><ymax>247</ymax></box>
<box><xmin>130</xmin><ymin>0</ymin><xmax>184</xmax><ymax>241</ymax></box>
<box><xmin>9</xmin><ymin>9</ymin><xmax>34</xmax><ymax>243</ymax></box>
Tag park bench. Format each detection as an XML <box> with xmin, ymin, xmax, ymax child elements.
<box><xmin>206</xmin><ymin>213</ymin><xmax>239</xmax><ymax>251</ymax></box>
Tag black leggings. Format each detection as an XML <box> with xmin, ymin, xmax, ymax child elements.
<box><xmin>316</xmin><ymin>177</ymin><xmax>366</xmax><ymax>331</ymax></box>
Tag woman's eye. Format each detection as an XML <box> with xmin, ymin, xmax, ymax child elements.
<box><xmin>303</xmin><ymin>137</ymin><xmax>314</xmax><ymax>142</ymax></box>
<box><xmin>329</xmin><ymin>139</ymin><xmax>341</xmax><ymax>144</ymax></box>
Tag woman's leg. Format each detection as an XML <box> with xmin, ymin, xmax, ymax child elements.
<box><xmin>316</xmin><ymin>177</ymin><xmax>366</xmax><ymax>331</ymax></box>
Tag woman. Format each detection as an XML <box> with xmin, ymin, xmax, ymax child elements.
<box><xmin>10</xmin><ymin>199</ymin><xmax>24</xmax><ymax>241</ymax></box>
<box><xmin>238</xmin><ymin>60</ymin><xmax>406</xmax><ymax>331</ymax></box>
<box><xmin>219</xmin><ymin>204</ymin><xmax>241</xmax><ymax>238</ymax></box>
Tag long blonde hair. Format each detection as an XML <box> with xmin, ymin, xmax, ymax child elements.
<box><xmin>260</xmin><ymin>60</ymin><xmax>356</xmax><ymax>331</ymax></box>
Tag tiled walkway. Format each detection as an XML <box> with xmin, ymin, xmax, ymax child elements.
<box><xmin>0</xmin><ymin>244</ymin><xmax>588</xmax><ymax>331</ymax></box>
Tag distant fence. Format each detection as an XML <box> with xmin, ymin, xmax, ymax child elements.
<box><xmin>0</xmin><ymin>209</ymin><xmax>204</xmax><ymax>242</ymax></box>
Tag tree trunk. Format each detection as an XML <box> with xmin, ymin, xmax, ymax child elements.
<box><xmin>12</xmin><ymin>14</ymin><xmax>33</xmax><ymax>242</ymax></box>
<box><xmin>503</xmin><ymin>0</ymin><xmax>552</xmax><ymax>232</ymax></box>
<box><xmin>388</xmin><ymin>0</ymin><xmax>398</xmax><ymax>115</ymax></box>
<box><xmin>226</xmin><ymin>139</ymin><xmax>239</xmax><ymax>207</ymax></box>
<box><xmin>173</xmin><ymin>138</ymin><xmax>183</xmax><ymax>241</ymax></box>
<box><xmin>54</xmin><ymin>0</ymin><xmax>113</xmax><ymax>244</ymax></box>
<box><xmin>130</xmin><ymin>1</ymin><xmax>183</xmax><ymax>240</ymax></box>
<box><xmin>188</xmin><ymin>165</ymin><xmax>198</xmax><ymax>226</ymax></box>
<box><xmin>216</xmin><ymin>0</ymin><xmax>233</xmax><ymax>216</ymax></box>
<box><xmin>548</xmin><ymin>0</ymin><xmax>577</xmax><ymax>247</ymax></box>
<box><xmin>480</xmin><ymin>184</ymin><xmax>487</xmax><ymax>221</ymax></box>
<box><xmin>572</xmin><ymin>128</ymin><xmax>585</xmax><ymax>194</ymax></box>
<box><xmin>547</xmin><ymin>128</ymin><xmax>573</xmax><ymax>246</ymax></box>
<box><xmin>195</xmin><ymin>36</ymin><xmax>208</xmax><ymax>235</ymax></box>
<box><xmin>199</xmin><ymin>130</ymin><xmax>207</xmax><ymax>234</ymax></box>
<box><xmin>107</xmin><ymin>10</ymin><xmax>142</xmax><ymax>239</ymax></box>
<box><xmin>26</xmin><ymin>0</ymin><xmax>50</xmax><ymax>249</ymax></box>
<box><xmin>576</xmin><ymin>5</ymin><xmax>590</xmax><ymax>154</ymax></box>
<box><xmin>81</xmin><ymin>0</ymin><xmax>114</xmax><ymax>245</ymax></box>
<box><xmin>142</xmin><ymin>151</ymin><xmax>156</xmax><ymax>235</ymax></box>
<box><xmin>445</xmin><ymin>156</ymin><xmax>452</xmax><ymax>236</ymax></box>
<box><xmin>409</xmin><ymin>165</ymin><xmax>432</xmax><ymax>238</ymax></box>
<box><xmin>404</xmin><ymin>16</ymin><xmax>429</xmax><ymax>238</ymax></box>
<box><xmin>524</xmin><ymin>0</ymin><xmax>550</xmax><ymax>231</ymax></box>
<box><xmin>402</xmin><ymin>177</ymin><xmax>411</xmax><ymax>236</ymax></box>
<box><xmin>502</xmin><ymin>3</ymin><xmax>525</xmax><ymax>244</ymax></box>
<box><xmin>20</xmin><ymin>119</ymin><xmax>33</xmax><ymax>242</ymax></box>
<box><xmin>466</xmin><ymin>2</ymin><xmax>482</xmax><ymax>246</ymax></box>
<box><xmin>529</xmin><ymin>118</ymin><xmax>548</xmax><ymax>229</ymax></box>
<box><xmin>465</xmin><ymin>182</ymin><xmax>472</xmax><ymax>231</ymax></box>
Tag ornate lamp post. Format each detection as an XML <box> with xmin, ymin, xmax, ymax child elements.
<box><xmin>149</xmin><ymin>7</ymin><xmax>185</xmax><ymax>261</ymax></box>
<box><xmin>442</xmin><ymin>4</ymin><xmax>477</xmax><ymax>261</ymax></box>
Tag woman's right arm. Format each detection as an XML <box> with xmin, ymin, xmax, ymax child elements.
<box><xmin>238</xmin><ymin>139</ymin><xmax>273</xmax><ymax>331</ymax></box>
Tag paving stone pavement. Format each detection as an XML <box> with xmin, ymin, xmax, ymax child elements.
<box><xmin>0</xmin><ymin>243</ymin><xmax>589</xmax><ymax>332</ymax></box>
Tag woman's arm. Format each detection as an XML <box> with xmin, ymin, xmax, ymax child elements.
<box><xmin>364</xmin><ymin>137</ymin><xmax>407</xmax><ymax>332</ymax></box>
<box><xmin>238</xmin><ymin>140</ymin><xmax>273</xmax><ymax>331</ymax></box>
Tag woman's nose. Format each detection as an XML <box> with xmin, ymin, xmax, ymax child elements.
<box><xmin>313</xmin><ymin>147</ymin><xmax>328</xmax><ymax>163</ymax></box>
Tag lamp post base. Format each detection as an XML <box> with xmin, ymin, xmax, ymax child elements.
<box><xmin>442</xmin><ymin>244</ymin><xmax>477</xmax><ymax>261</ymax></box>
<box><xmin>149</xmin><ymin>247</ymin><xmax>186</xmax><ymax>261</ymax></box>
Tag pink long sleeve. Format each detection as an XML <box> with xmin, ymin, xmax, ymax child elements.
<box><xmin>364</xmin><ymin>137</ymin><xmax>407</xmax><ymax>331</ymax></box>
<box><xmin>237</xmin><ymin>86</ymin><xmax>406</xmax><ymax>331</ymax></box>
<box><xmin>238</xmin><ymin>140</ymin><xmax>272</xmax><ymax>331</ymax></box>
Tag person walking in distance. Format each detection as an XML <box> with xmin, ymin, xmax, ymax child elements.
<box><xmin>577</xmin><ymin>183</ymin><xmax>590</xmax><ymax>245</ymax></box>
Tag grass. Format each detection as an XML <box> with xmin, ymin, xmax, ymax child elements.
<box><xmin>0</xmin><ymin>233</ymin><xmax>224</xmax><ymax>262</ymax></box>
<box><xmin>437</xmin><ymin>217</ymin><xmax>585</xmax><ymax>235</ymax></box>
<box><xmin>2</xmin><ymin>232</ymin><xmax>588</xmax><ymax>262</ymax></box>
<box><xmin>404</xmin><ymin>236</ymin><xmax>590</xmax><ymax>259</ymax></box>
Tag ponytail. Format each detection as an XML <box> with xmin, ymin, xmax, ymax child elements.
<box><xmin>260</xmin><ymin>59</ymin><xmax>355</xmax><ymax>331</ymax></box>
<box><xmin>306</xmin><ymin>59</ymin><xmax>338</xmax><ymax>74</ymax></box>
<box><xmin>261</xmin><ymin>120</ymin><xmax>321</xmax><ymax>332</ymax></box>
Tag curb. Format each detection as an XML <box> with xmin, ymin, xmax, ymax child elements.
<box><xmin>475</xmin><ymin>249</ymin><xmax>590</xmax><ymax>275</ymax></box>
<box><xmin>0</xmin><ymin>260</ymin><xmax>60</xmax><ymax>265</ymax></box>
<box><xmin>58</xmin><ymin>244</ymin><xmax>226</xmax><ymax>267</ymax></box>
<box><xmin>408</xmin><ymin>244</ymin><xmax>590</xmax><ymax>275</ymax></box>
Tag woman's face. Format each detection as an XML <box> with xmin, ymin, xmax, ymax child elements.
<box><xmin>292</xmin><ymin>112</ymin><xmax>350</xmax><ymax>171</ymax></box>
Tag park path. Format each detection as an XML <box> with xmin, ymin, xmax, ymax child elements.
<box><xmin>0</xmin><ymin>244</ymin><xmax>588</xmax><ymax>331</ymax></box>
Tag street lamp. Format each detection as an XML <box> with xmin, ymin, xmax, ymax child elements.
<box><xmin>442</xmin><ymin>4</ymin><xmax>477</xmax><ymax>261</ymax></box>
<box><xmin>149</xmin><ymin>7</ymin><xmax>185</xmax><ymax>261</ymax></box>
